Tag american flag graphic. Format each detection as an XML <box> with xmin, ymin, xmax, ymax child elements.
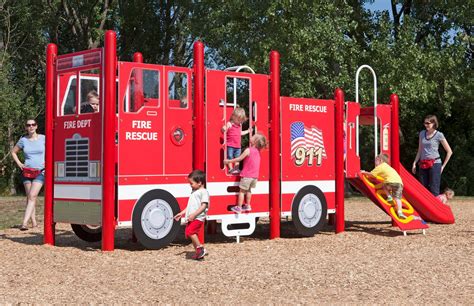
<box><xmin>290</xmin><ymin>121</ymin><xmax>327</xmax><ymax>158</ymax></box>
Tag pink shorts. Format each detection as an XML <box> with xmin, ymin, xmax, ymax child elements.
<box><xmin>185</xmin><ymin>220</ymin><xmax>204</xmax><ymax>238</ymax></box>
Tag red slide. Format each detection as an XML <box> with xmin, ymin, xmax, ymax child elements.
<box><xmin>398</xmin><ymin>165</ymin><xmax>455</xmax><ymax>224</ymax></box>
<box><xmin>349</xmin><ymin>173</ymin><xmax>428</xmax><ymax>233</ymax></box>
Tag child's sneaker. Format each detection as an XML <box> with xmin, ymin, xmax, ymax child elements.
<box><xmin>229</xmin><ymin>169</ymin><xmax>240</xmax><ymax>175</ymax></box>
<box><xmin>192</xmin><ymin>246</ymin><xmax>206</xmax><ymax>260</ymax></box>
<box><xmin>386</xmin><ymin>195</ymin><xmax>393</xmax><ymax>202</ymax></box>
<box><xmin>397</xmin><ymin>211</ymin><xmax>407</xmax><ymax>219</ymax></box>
<box><xmin>231</xmin><ymin>205</ymin><xmax>242</xmax><ymax>214</ymax></box>
<box><xmin>242</xmin><ymin>204</ymin><xmax>252</xmax><ymax>212</ymax></box>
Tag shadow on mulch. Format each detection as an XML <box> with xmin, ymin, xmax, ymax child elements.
<box><xmin>344</xmin><ymin>220</ymin><xmax>402</xmax><ymax>237</ymax></box>
<box><xmin>1</xmin><ymin>218</ymin><xmax>408</xmax><ymax>252</ymax></box>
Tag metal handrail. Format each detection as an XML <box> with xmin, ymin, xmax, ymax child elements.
<box><xmin>355</xmin><ymin>65</ymin><xmax>378</xmax><ymax>159</ymax></box>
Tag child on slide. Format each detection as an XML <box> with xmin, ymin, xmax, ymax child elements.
<box><xmin>362</xmin><ymin>153</ymin><xmax>407</xmax><ymax>219</ymax></box>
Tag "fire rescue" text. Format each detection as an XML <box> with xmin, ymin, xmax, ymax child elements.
<box><xmin>125</xmin><ymin>120</ymin><xmax>158</xmax><ymax>141</ymax></box>
<box><xmin>289</xmin><ymin>104</ymin><xmax>327</xmax><ymax>113</ymax></box>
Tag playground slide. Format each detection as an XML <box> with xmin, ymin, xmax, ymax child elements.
<box><xmin>398</xmin><ymin>165</ymin><xmax>455</xmax><ymax>224</ymax></box>
<box><xmin>349</xmin><ymin>173</ymin><xmax>428</xmax><ymax>232</ymax></box>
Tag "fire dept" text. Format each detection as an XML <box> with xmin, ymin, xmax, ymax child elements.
<box><xmin>64</xmin><ymin>119</ymin><xmax>92</xmax><ymax>129</ymax></box>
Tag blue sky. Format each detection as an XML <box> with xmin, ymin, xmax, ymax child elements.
<box><xmin>365</xmin><ymin>1</ymin><xmax>396</xmax><ymax>18</ymax></box>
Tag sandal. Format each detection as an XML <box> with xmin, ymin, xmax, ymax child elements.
<box><xmin>19</xmin><ymin>225</ymin><xmax>29</xmax><ymax>231</ymax></box>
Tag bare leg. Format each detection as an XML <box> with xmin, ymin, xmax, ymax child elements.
<box><xmin>189</xmin><ymin>234</ymin><xmax>201</xmax><ymax>250</ymax></box>
<box><xmin>22</xmin><ymin>182</ymin><xmax>32</xmax><ymax>227</ymax></box>
<box><xmin>228</xmin><ymin>162</ymin><xmax>234</xmax><ymax>171</ymax></box>
<box><xmin>395</xmin><ymin>198</ymin><xmax>403</xmax><ymax>212</ymax></box>
<box><xmin>22</xmin><ymin>181</ymin><xmax>43</xmax><ymax>227</ymax></box>
<box><xmin>395</xmin><ymin>198</ymin><xmax>406</xmax><ymax>218</ymax></box>
<box><xmin>32</xmin><ymin>205</ymin><xmax>37</xmax><ymax>227</ymax></box>
<box><xmin>382</xmin><ymin>185</ymin><xmax>392</xmax><ymax>200</ymax></box>
<box><xmin>238</xmin><ymin>189</ymin><xmax>246</xmax><ymax>207</ymax></box>
<box><xmin>234</xmin><ymin>161</ymin><xmax>240</xmax><ymax>170</ymax></box>
<box><xmin>245</xmin><ymin>190</ymin><xmax>252</xmax><ymax>206</ymax></box>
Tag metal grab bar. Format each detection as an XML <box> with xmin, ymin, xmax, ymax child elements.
<box><xmin>355</xmin><ymin>65</ymin><xmax>378</xmax><ymax>160</ymax></box>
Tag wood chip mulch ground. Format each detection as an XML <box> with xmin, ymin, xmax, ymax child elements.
<box><xmin>0</xmin><ymin>197</ymin><xmax>472</xmax><ymax>304</ymax></box>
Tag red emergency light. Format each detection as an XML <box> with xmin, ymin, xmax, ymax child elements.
<box><xmin>57</xmin><ymin>48</ymin><xmax>102</xmax><ymax>72</ymax></box>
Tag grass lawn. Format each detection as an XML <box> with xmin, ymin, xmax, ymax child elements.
<box><xmin>0</xmin><ymin>196</ymin><xmax>44</xmax><ymax>230</ymax></box>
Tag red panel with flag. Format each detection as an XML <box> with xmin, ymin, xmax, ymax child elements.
<box><xmin>280</xmin><ymin>97</ymin><xmax>336</xmax><ymax>213</ymax></box>
<box><xmin>290</xmin><ymin>122</ymin><xmax>327</xmax><ymax>159</ymax></box>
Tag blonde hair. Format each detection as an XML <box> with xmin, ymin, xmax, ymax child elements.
<box><xmin>377</xmin><ymin>153</ymin><xmax>390</xmax><ymax>164</ymax></box>
<box><xmin>444</xmin><ymin>188</ymin><xmax>454</xmax><ymax>197</ymax></box>
<box><xmin>87</xmin><ymin>90</ymin><xmax>99</xmax><ymax>102</ymax></box>
<box><xmin>231</xmin><ymin>107</ymin><xmax>247</xmax><ymax>122</ymax></box>
<box><xmin>253</xmin><ymin>133</ymin><xmax>268</xmax><ymax>150</ymax></box>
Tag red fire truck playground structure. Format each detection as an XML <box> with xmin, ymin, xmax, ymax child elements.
<box><xmin>43</xmin><ymin>31</ymin><xmax>454</xmax><ymax>251</ymax></box>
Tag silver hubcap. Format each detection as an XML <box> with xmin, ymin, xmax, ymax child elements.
<box><xmin>298</xmin><ymin>193</ymin><xmax>322</xmax><ymax>228</ymax></box>
<box><xmin>141</xmin><ymin>199</ymin><xmax>174</xmax><ymax>239</ymax></box>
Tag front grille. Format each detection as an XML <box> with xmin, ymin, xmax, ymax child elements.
<box><xmin>65</xmin><ymin>135</ymin><xmax>89</xmax><ymax>177</ymax></box>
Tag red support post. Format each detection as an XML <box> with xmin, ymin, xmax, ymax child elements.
<box><xmin>193</xmin><ymin>41</ymin><xmax>206</xmax><ymax>243</ymax></box>
<box><xmin>269</xmin><ymin>51</ymin><xmax>281</xmax><ymax>239</ymax></box>
<box><xmin>101</xmin><ymin>30</ymin><xmax>117</xmax><ymax>251</ymax></box>
<box><xmin>390</xmin><ymin>94</ymin><xmax>400</xmax><ymax>172</ymax></box>
<box><xmin>44</xmin><ymin>43</ymin><xmax>57</xmax><ymax>245</ymax></box>
<box><xmin>335</xmin><ymin>88</ymin><xmax>345</xmax><ymax>233</ymax></box>
<box><xmin>193</xmin><ymin>41</ymin><xmax>205</xmax><ymax>170</ymax></box>
<box><xmin>131</xmin><ymin>52</ymin><xmax>143</xmax><ymax>244</ymax></box>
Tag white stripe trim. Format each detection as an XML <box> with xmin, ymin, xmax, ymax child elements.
<box><xmin>117</xmin><ymin>221</ymin><xmax>132</xmax><ymax>228</ymax></box>
<box><xmin>207</xmin><ymin>212</ymin><xmax>269</xmax><ymax>221</ymax></box>
<box><xmin>118</xmin><ymin>183</ymin><xmax>191</xmax><ymax>200</ymax></box>
<box><xmin>55</xmin><ymin>180</ymin><xmax>334</xmax><ymax>201</ymax></box>
<box><xmin>54</xmin><ymin>184</ymin><xmax>102</xmax><ymax>200</ymax></box>
<box><xmin>281</xmin><ymin>180</ymin><xmax>335</xmax><ymax>193</ymax></box>
<box><xmin>207</xmin><ymin>181</ymin><xmax>269</xmax><ymax>196</ymax></box>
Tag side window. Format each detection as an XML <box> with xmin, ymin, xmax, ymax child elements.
<box><xmin>79</xmin><ymin>72</ymin><xmax>100</xmax><ymax>114</ymax></box>
<box><xmin>62</xmin><ymin>77</ymin><xmax>77</xmax><ymax>115</ymax></box>
<box><xmin>225</xmin><ymin>76</ymin><xmax>252</xmax><ymax>131</ymax></box>
<box><xmin>225</xmin><ymin>77</ymin><xmax>250</xmax><ymax>107</ymax></box>
<box><xmin>124</xmin><ymin>68</ymin><xmax>160</xmax><ymax>113</ymax></box>
<box><xmin>167</xmin><ymin>71</ymin><xmax>188</xmax><ymax>109</ymax></box>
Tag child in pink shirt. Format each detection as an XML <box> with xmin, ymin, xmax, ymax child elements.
<box><xmin>436</xmin><ymin>188</ymin><xmax>454</xmax><ymax>204</ymax></box>
<box><xmin>224</xmin><ymin>133</ymin><xmax>267</xmax><ymax>213</ymax></box>
<box><xmin>222</xmin><ymin>107</ymin><xmax>250</xmax><ymax>174</ymax></box>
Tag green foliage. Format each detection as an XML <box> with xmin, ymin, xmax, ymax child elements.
<box><xmin>0</xmin><ymin>0</ymin><xmax>472</xmax><ymax>194</ymax></box>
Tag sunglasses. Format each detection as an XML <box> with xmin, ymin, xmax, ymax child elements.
<box><xmin>424</xmin><ymin>122</ymin><xmax>432</xmax><ymax>125</ymax></box>
<box><xmin>26</xmin><ymin>123</ymin><xmax>37</xmax><ymax>127</ymax></box>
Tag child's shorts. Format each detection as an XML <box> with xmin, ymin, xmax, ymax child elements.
<box><xmin>384</xmin><ymin>183</ymin><xmax>403</xmax><ymax>199</ymax></box>
<box><xmin>185</xmin><ymin>219</ymin><xmax>204</xmax><ymax>238</ymax></box>
<box><xmin>239</xmin><ymin>177</ymin><xmax>257</xmax><ymax>191</ymax></box>
<box><xmin>227</xmin><ymin>146</ymin><xmax>241</xmax><ymax>159</ymax></box>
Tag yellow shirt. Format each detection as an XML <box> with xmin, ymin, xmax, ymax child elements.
<box><xmin>370</xmin><ymin>162</ymin><xmax>403</xmax><ymax>184</ymax></box>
